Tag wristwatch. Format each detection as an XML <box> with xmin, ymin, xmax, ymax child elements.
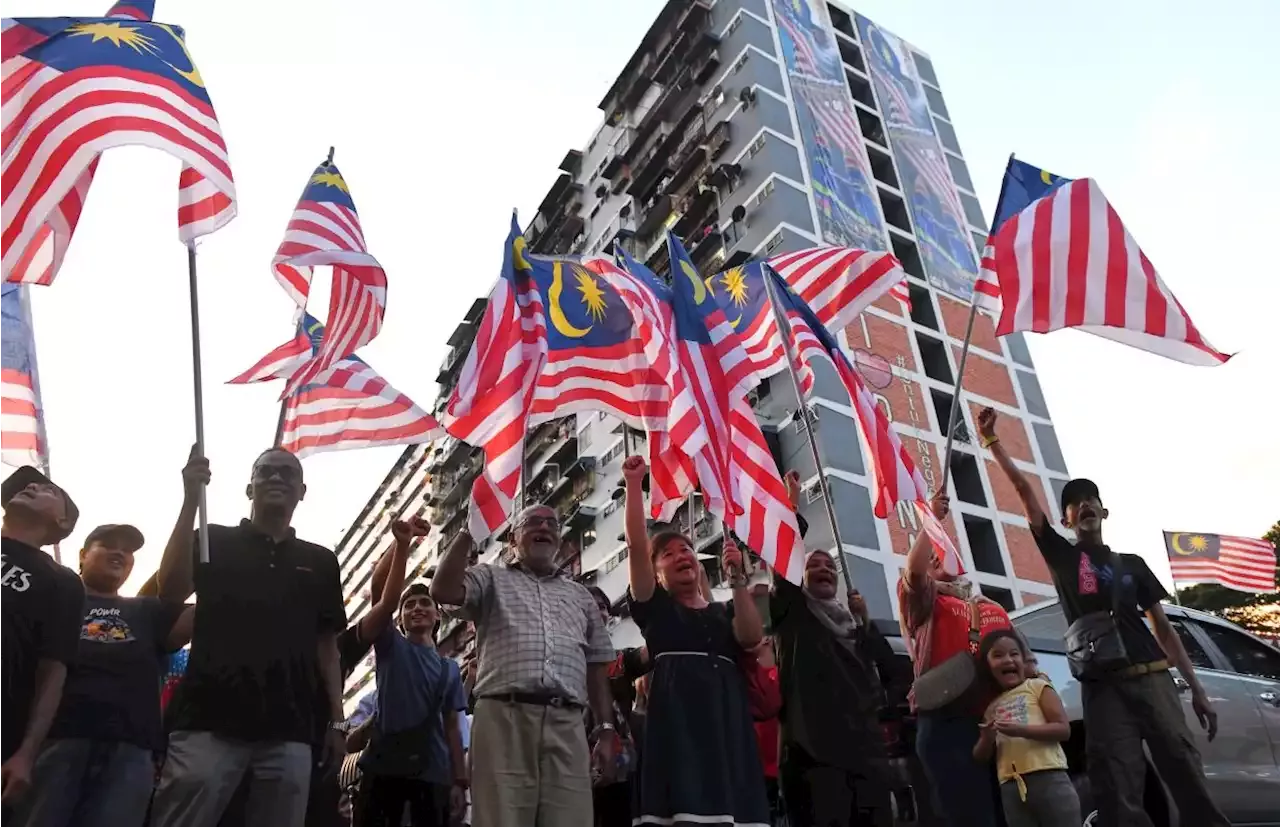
<box><xmin>591</xmin><ymin>722</ymin><xmax>619</xmax><ymax>742</ymax></box>
<box><xmin>329</xmin><ymin>721</ymin><xmax>348</xmax><ymax>734</ymax></box>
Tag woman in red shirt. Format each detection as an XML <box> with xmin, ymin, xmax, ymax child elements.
<box><xmin>897</xmin><ymin>495</ymin><xmax>1010</xmax><ymax>827</ymax></box>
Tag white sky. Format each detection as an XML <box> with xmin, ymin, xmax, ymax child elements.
<box><xmin>6</xmin><ymin>0</ymin><xmax>1277</xmax><ymax>595</ymax></box>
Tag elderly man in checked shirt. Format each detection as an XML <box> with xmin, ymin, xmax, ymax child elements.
<box><xmin>431</xmin><ymin>504</ymin><xmax>620</xmax><ymax>827</ymax></box>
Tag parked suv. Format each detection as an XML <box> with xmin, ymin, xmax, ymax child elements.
<box><xmin>871</xmin><ymin>600</ymin><xmax>1280</xmax><ymax>826</ymax></box>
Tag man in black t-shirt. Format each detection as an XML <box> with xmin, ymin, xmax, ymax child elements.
<box><xmin>1</xmin><ymin>466</ymin><xmax>84</xmax><ymax>813</ymax></box>
<box><xmin>150</xmin><ymin>446</ymin><xmax>347</xmax><ymax>827</ymax></box>
<box><xmin>11</xmin><ymin>523</ymin><xmax>192</xmax><ymax>827</ymax></box>
<box><xmin>980</xmin><ymin>408</ymin><xmax>1228</xmax><ymax>827</ymax></box>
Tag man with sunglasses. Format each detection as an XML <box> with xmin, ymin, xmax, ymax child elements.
<box><xmin>431</xmin><ymin>504</ymin><xmax>618</xmax><ymax>827</ymax></box>
<box><xmin>151</xmin><ymin>447</ymin><xmax>347</xmax><ymax>827</ymax></box>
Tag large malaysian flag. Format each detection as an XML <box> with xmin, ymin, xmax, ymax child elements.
<box><xmin>1</xmin><ymin>283</ymin><xmax>49</xmax><ymax>469</ymax></box>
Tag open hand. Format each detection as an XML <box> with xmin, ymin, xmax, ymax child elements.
<box><xmin>976</xmin><ymin>406</ymin><xmax>997</xmax><ymax>440</ymax></box>
<box><xmin>784</xmin><ymin>470</ymin><xmax>802</xmax><ymax>510</ymax></box>
<box><xmin>621</xmin><ymin>455</ymin><xmax>647</xmax><ymax>485</ymax></box>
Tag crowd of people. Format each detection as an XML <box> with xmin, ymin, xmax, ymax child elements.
<box><xmin>0</xmin><ymin>406</ymin><xmax>1234</xmax><ymax>827</ymax></box>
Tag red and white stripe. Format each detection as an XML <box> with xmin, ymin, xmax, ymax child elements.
<box><xmin>1168</xmin><ymin>535</ymin><xmax>1276</xmax><ymax>594</ymax></box>
<box><xmin>889</xmin><ymin>278</ymin><xmax>911</xmax><ymax>312</ymax></box>
<box><xmin>2</xmin><ymin>16</ymin><xmax>236</xmax><ymax>284</ymax></box>
<box><xmin>783</xmin><ymin>305</ymin><xmax>964</xmax><ymax>575</ymax></box>
<box><xmin>280</xmin><ymin>361</ymin><xmax>440</xmax><ymax>459</ymax></box>
<box><xmin>1</xmin><ymin>284</ymin><xmax>48</xmax><ymax>469</ymax></box>
<box><xmin>972</xmin><ymin>243</ymin><xmax>1003</xmax><ymax>315</ymax></box>
<box><xmin>989</xmin><ymin>178</ymin><xmax>1229</xmax><ymax>366</ymax></box>
<box><xmin>227</xmin><ymin>329</ymin><xmax>310</xmax><ymax>385</ymax></box>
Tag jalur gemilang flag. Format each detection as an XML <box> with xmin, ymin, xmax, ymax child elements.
<box><xmin>1</xmin><ymin>283</ymin><xmax>50</xmax><ymax>469</ymax></box>
<box><xmin>1164</xmin><ymin>531</ymin><xmax>1276</xmax><ymax>595</ymax></box>
<box><xmin>2</xmin><ymin>10</ymin><xmax>237</xmax><ymax>284</ymax></box>
<box><xmin>977</xmin><ymin>158</ymin><xmax>1229</xmax><ymax>366</ymax></box>
<box><xmin>764</xmin><ymin>265</ymin><xmax>965</xmax><ymax>576</ymax></box>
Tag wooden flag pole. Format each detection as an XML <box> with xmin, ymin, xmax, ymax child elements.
<box><xmin>186</xmin><ymin>244</ymin><xmax>211</xmax><ymax>564</ymax></box>
<box><xmin>938</xmin><ymin>153</ymin><xmax>1015</xmax><ymax>494</ymax></box>
<box><xmin>761</xmin><ymin>264</ymin><xmax>853</xmax><ymax>593</ymax></box>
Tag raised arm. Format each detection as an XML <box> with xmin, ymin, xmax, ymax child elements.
<box><xmin>429</xmin><ymin>527</ymin><xmax>474</xmax><ymax>608</ymax></box>
<box><xmin>621</xmin><ymin>455</ymin><xmax>656</xmax><ymax>603</ymax></box>
<box><xmin>157</xmin><ymin>445</ymin><xmax>209</xmax><ymax>603</ymax></box>
<box><xmin>977</xmin><ymin>407</ymin><xmax>1047</xmax><ymax>533</ymax></box>
<box><xmin>906</xmin><ymin>493</ymin><xmax>949</xmax><ymax>583</ymax></box>
<box><xmin>359</xmin><ymin>517</ymin><xmax>426</xmax><ymax>642</ymax></box>
<box><xmin>724</xmin><ymin>537</ymin><xmax>764</xmax><ymax>648</ymax></box>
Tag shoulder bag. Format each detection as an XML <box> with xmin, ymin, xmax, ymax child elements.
<box><xmin>1064</xmin><ymin>550</ymin><xmax>1130</xmax><ymax>680</ymax></box>
<box><xmin>359</xmin><ymin>672</ymin><xmax>448</xmax><ymax>779</ymax></box>
<box><xmin>913</xmin><ymin>600</ymin><xmax>981</xmax><ymax>712</ymax></box>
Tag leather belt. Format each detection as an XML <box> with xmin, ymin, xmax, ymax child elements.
<box><xmin>1119</xmin><ymin>659</ymin><xmax>1170</xmax><ymax>678</ymax></box>
<box><xmin>481</xmin><ymin>692</ymin><xmax>583</xmax><ymax>710</ymax></box>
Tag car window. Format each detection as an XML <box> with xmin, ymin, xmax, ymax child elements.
<box><xmin>1195</xmin><ymin>621</ymin><xmax>1280</xmax><ymax>680</ymax></box>
<box><xmin>1169</xmin><ymin>619</ymin><xmax>1214</xmax><ymax>670</ymax></box>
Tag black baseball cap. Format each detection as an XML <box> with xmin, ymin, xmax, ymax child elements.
<box><xmin>399</xmin><ymin>582</ymin><xmax>433</xmax><ymax>610</ymax></box>
<box><xmin>1</xmin><ymin>465</ymin><xmax>79</xmax><ymax>542</ymax></box>
<box><xmin>83</xmin><ymin>524</ymin><xmax>145</xmax><ymax>553</ymax></box>
<box><xmin>1060</xmin><ymin>478</ymin><xmax>1101</xmax><ymax>513</ymax></box>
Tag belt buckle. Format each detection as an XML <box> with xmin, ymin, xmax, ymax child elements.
<box><xmin>548</xmin><ymin>695</ymin><xmax>566</xmax><ymax>708</ymax></box>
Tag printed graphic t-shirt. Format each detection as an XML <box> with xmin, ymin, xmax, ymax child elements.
<box><xmin>986</xmin><ymin>678</ymin><xmax>1068</xmax><ymax>785</ymax></box>
<box><xmin>1</xmin><ymin>537</ymin><xmax>85</xmax><ymax>760</ymax></box>
<box><xmin>930</xmin><ymin>593</ymin><xmax>1011</xmax><ymax>667</ymax></box>
<box><xmin>49</xmin><ymin>594</ymin><xmax>186</xmax><ymax>750</ymax></box>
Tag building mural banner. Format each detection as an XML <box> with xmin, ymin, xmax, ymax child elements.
<box><xmin>855</xmin><ymin>14</ymin><xmax>977</xmax><ymax>299</ymax></box>
<box><xmin>771</xmin><ymin>0</ymin><xmax>886</xmax><ymax>252</ymax></box>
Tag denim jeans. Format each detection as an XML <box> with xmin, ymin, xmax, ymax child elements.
<box><xmin>8</xmin><ymin>738</ymin><xmax>157</xmax><ymax>827</ymax></box>
<box><xmin>915</xmin><ymin>711</ymin><xmax>999</xmax><ymax>827</ymax></box>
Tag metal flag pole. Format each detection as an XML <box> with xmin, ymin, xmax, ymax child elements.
<box><xmin>20</xmin><ymin>287</ymin><xmax>59</xmax><ymax>563</ymax></box>
<box><xmin>186</xmin><ymin>244</ymin><xmax>211</xmax><ymax>564</ymax></box>
<box><xmin>938</xmin><ymin>153</ymin><xmax>1015</xmax><ymax>493</ymax></box>
<box><xmin>760</xmin><ymin>264</ymin><xmax>854</xmax><ymax>593</ymax></box>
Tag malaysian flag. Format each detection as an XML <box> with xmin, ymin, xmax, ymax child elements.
<box><xmin>441</xmin><ymin>216</ymin><xmax>549</xmax><ymax>540</ymax></box>
<box><xmin>230</xmin><ymin>314</ymin><xmax>439</xmax><ymax>457</ymax></box>
<box><xmin>982</xmin><ymin>158</ymin><xmax>1230</xmax><ymax>366</ymax></box>
<box><xmin>3</xmin><ymin>10</ymin><xmax>236</xmax><ymax>284</ymax></box>
<box><xmin>765</xmin><ymin>264</ymin><xmax>964</xmax><ymax>575</ymax></box>
<box><xmin>275</xmin><ymin>163</ymin><xmax>388</xmax><ymax>397</ymax></box>
<box><xmin>890</xmin><ymin>278</ymin><xmax>911</xmax><ymax>312</ymax></box>
<box><xmin>1</xmin><ymin>283</ymin><xmax>49</xmax><ymax>469</ymax></box>
<box><xmin>1164</xmin><ymin>532</ymin><xmax>1276</xmax><ymax>594</ymax></box>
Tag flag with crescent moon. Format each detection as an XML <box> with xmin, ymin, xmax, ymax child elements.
<box><xmin>1164</xmin><ymin>531</ymin><xmax>1275</xmax><ymax>594</ymax></box>
<box><xmin>2</xmin><ymin>9</ymin><xmax>237</xmax><ymax>284</ymax></box>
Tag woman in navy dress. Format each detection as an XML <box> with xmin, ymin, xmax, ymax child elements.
<box><xmin>621</xmin><ymin>455</ymin><xmax>770</xmax><ymax>827</ymax></box>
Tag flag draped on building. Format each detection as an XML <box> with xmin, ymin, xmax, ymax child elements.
<box><xmin>274</xmin><ymin>163</ymin><xmax>388</xmax><ymax>398</ymax></box>
<box><xmin>230</xmin><ymin>313</ymin><xmax>438</xmax><ymax>458</ymax></box>
<box><xmin>975</xmin><ymin>158</ymin><xmax>1229</xmax><ymax>366</ymax></box>
<box><xmin>765</xmin><ymin>265</ymin><xmax>964</xmax><ymax>575</ymax></box>
<box><xmin>2</xmin><ymin>8</ymin><xmax>236</xmax><ymax>285</ymax></box>
<box><xmin>1164</xmin><ymin>531</ymin><xmax>1276</xmax><ymax>594</ymax></box>
<box><xmin>1</xmin><ymin>283</ymin><xmax>49</xmax><ymax>469</ymax></box>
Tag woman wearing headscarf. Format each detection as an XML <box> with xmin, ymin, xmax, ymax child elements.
<box><xmin>771</xmin><ymin>473</ymin><xmax>897</xmax><ymax>827</ymax></box>
<box><xmin>621</xmin><ymin>455</ymin><xmax>770</xmax><ymax>827</ymax></box>
<box><xmin>897</xmin><ymin>494</ymin><xmax>1011</xmax><ymax>827</ymax></box>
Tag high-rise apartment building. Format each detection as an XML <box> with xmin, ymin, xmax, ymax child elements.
<box><xmin>333</xmin><ymin>0</ymin><xmax>1073</xmax><ymax>713</ymax></box>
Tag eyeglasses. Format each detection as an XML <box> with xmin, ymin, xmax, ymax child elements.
<box><xmin>519</xmin><ymin>515</ymin><xmax>560</xmax><ymax>530</ymax></box>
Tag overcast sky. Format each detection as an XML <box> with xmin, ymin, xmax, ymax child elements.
<box><xmin>7</xmin><ymin>0</ymin><xmax>1277</xmax><ymax>595</ymax></box>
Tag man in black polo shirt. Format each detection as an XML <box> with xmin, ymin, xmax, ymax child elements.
<box><xmin>1</xmin><ymin>467</ymin><xmax>84</xmax><ymax>813</ymax></box>
<box><xmin>980</xmin><ymin>408</ymin><xmax>1228</xmax><ymax>827</ymax></box>
<box><xmin>151</xmin><ymin>446</ymin><xmax>347</xmax><ymax>827</ymax></box>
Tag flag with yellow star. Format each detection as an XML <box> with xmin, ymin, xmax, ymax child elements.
<box><xmin>1164</xmin><ymin>531</ymin><xmax>1277</xmax><ymax>594</ymax></box>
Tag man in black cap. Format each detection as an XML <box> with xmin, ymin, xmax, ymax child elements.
<box><xmin>1</xmin><ymin>466</ymin><xmax>85</xmax><ymax>811</ymax></box>
<box><xmin>979</xmin><ymin>407</ymin><xmax>1228</xmax><ymax>827</ymax></box>
<box><xmin>10</xmin><ymin>523</ymin><xmax>193</xmax><ymax>827</ymax></box>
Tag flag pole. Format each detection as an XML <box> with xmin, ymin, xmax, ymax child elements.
<box><xmin>21</xmin><ymin>288</ymin><xmax>58</xmax><ymax>563</ymax></box>
<box><xmin>186</xmin><ymin>245</ymin><xmax>211</xmax><ymax>564</ymax></box>
<box><xmin>761</xmin><ymin>264</ymin><xmax>853</xmax><ymax>593</ymax></box>
<box><xmin>938</xmin><ymin>153</ymin><xmax>1015</xmax><ymax>493</ymax></box>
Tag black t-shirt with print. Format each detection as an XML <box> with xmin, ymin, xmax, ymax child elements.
<box><xmin>1</xmin><ymin>537</ymin><xmax>85</xmax><ymax>760</ymax></box>
<box><xmin>48</xmin><ymin>594</ymin><xmax>186</xmax><ymax>751</ymax></box>
<box><xmin>1033</xmin><ymin>516</ymin><xmax>1167</xmax><ymax>666</ymax></box>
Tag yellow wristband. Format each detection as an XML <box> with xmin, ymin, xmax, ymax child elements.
<box><xmin>981</xmin><ymin>435</ymin><xmax>1000</xmax><ymax>448</ymax></box>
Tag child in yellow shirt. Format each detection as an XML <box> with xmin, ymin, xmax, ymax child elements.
<box><xmin>973</xmin><ymin>630</ymin><xmax>1080</xmax><ymax>827</ymax></box>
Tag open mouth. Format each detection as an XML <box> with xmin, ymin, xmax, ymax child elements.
<box><xmin>673</xmin><ymin>557</ymin><xmax>696</xmax><ymax>574</ymax></box>
<box><xmin>1077</xmin><ymin>504</ymin><xmax>1097</xmax><ymax>521</ymax></box>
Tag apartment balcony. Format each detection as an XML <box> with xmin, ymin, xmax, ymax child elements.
<box><xmin>602</xmin><ymin>129</ymin><xmax>634</xmax><ymax>179</ymax></box>
<box><xmin>634</xmin><ymin>193</ymin><xmax>674</xmax><ymax>240</ymax></box>
<box><xmin>687</xmin><ymin>224</ymin><xmax>724</xmax><ymax>270</ymax></box>
<box><xmin>558</xmin><ymin>148</ymin><xmax>583</xmax><ymax>176</ymax></box>
<box><xmin>670</xmin><ymin>184</ymin><xmax>718</xmax><ymax>239</ymax></box>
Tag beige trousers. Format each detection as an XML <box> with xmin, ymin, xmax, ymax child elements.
<box><xmin>470</xmin><ymin>698</ymin><xmax>593</xmax><ymax>827</ymax></box>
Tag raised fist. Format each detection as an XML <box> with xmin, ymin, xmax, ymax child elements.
<box><xmin>784</xmin><ymin>470</ymin><xmax>802</xmax><ymax>510</ymax></box>
<box><xmin>182</xmin><ymin>444</ymin><xmax>210</xmax><ymax>500</ymax></box>
<box><xmin>976</xmin><ymin>406</ymin><xmax>997</xmax><ymax>440</ymax></box>
<box><xmin>621</xmin><ymin>455</ymin><xmax>647</xmax><ymax>485</ymax></box>
<box><xmin>929</xmin><ymin>493</ymin><xmax>950</xmax><ymax>520</ymax></box>
<box><xmin>722</xmin><ymin>536</ymin><xmax>744</xmax><ymax>580</ymax></box>
<box><xmin>391</xmin><ymin>516</ymin><xmax>431</xmax><ymax>544</ymax></box>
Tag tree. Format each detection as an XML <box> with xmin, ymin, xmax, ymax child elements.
<box><xmin>1176</xmin><ymin>521</ymin><xmax>1279</xmax><ymax>636</ymax></box>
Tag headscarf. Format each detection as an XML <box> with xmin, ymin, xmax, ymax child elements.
<box><xmin>802</xmin><ymin>551</ymin><xmax>865</xmax><ymax>662</ymax></box>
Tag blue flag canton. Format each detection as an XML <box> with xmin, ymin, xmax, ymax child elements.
<box><xmin>993</xmin><ymin>159</ymin><xmax>1072</xmax><ymax>234</ymax></box>
<box><xmin>529</xmin><ymin>259</ymin><xmax>636</xmax><ymax>351</ymax></box>
<box><xmin>1</xmin><ymin>285</ymin><xmax>35</xmax><ymax>373</ymax></box>
<box><xmin>300</xmin><ymin>164</ymin><xmax>358</xmax><ymax>212</ymax></box>
<box><xmin>666</xmin><ymin>232</ymin><xmax>720</xmax><ymax>345</ymax></box>
<box><xmin>18</xmin><ymin>17</ymin><xmax>212</xmax><ymax>104</ymax></box>
<box><xmin>106</xmin><ymin>1</ymin><xmax>156</xmax><ymax>19</ymax></box>
<box><xmin>291</xmin><ymin>312</ymin><xmax>364</xmax><ymax>396</ymax></box>
<box><xmin>706</xmin><ymin>260</ymin><xmax>770</xmax><ymax>337</ymax></box>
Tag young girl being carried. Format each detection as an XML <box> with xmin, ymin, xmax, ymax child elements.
<box><xmin>973</xmin><ymin>630</ymin><xmax>1081</xmax><ymax>827</ymax></box>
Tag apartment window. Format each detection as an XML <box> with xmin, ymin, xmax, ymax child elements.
<box><xmin>878</xmin><ymin>187</ymin><xmax>911</xmax><ymax>234</ymax></box>
<box><xmin>971</xmin><ymin>232</ymin><xmax>988</xmax><ymax>256</ymax></box>
<box><xmin>946</xmin><ymin>154</ymin><xmax>975</xmax><ymax>194</ymax></box>
<box><xmin>725</xmin><ymin>14</ymin><xmax>743</xmax><ymax>37</ymax></box>
<box><xmin>963</xmin><ymin>515</ymin><xmax>1004</xmax><ymax>575</ymax></box>
<box><xmin>959</xmin><ymin>192</ymin><xmax>988</xmax><ymax>232</ymax></box>
<box><xmin>890</xmin><ymin>235</ymin><xmax>925</xmax><ymax>281</ymax></box>
<box><xmin>915</xmin><ymin>333</ymin><xmax>952</xmax><ymax>383</ymax></box>
<box><xmin>908</xmin><ymin>283</ymin><xmax>938</xmax><ymax>330</ymax></box>
<box><xmin>602</xmin><ymin>441</ymin><xmax>623</xmax><ymax>465</ymax></box>
<box><xmin>950</xmin><ymin>453</ymin><xmax>987</xmax><ymax>507</ymax></box>
<box><xmin>765</xmin><ymin>230</ymin><xmax>785</xmax><ymax>255</ymax></box>
<box><xmin>733</xmin><ymin>52</ymin><xmax>749</xmax><ymax>73</ymax></box>
<box><xmin>930</xmin><ymin>389</ymin><xmax>969</xmax><ymax>445</ymax></box>
<box><xmin>912</xmin><ymin>52</ymin><xmax>940</xmax><ymax>87</ymax></box>
<box><xmin>579</xmin><ymin>428</ymin><xmax>593</xmax><ymax>449</ymax></box>
<box><xmin>923</xmin><ymin>85</ymin><xmax>950</xmax><ymax>120</ymax></box>
<box><xmin>933</xmin><ymin>117</ymin><xmax>961</xmax><ymax>155</ymax></box>
<box><xmin>981</xmin><ymin>585</ymin><xmax>1015</xmax><ymax>613</ymax></box>
<box><xmin>746</xmin><ymin>133</ymin><xmax>767</xmax><ymax>159</ymax></box>
<box><xmin>749</xmin><ymin>179</ymin><xmax>775</xmax><ymax>210</ymax></box>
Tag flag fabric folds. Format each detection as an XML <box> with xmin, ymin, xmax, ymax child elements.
<box><xmin>765</xmin><ymin>265</ymin><xmax>964</xmax><ymax>576</ymax></box>
<box><xmin>2</xmin><ymin>9</ymin><xmax>236</xmax><ymax>285</ymax></box>
<box><xmin>1164</xmin><ymin>531</ymin><xmax>1276</xmax><ymax>594</ymax></box>
<box><xmin>276</xmin><ymin>163</ymin><xmax>387</xmax><ymax>398</ymax></box>
<box><xmin>1</xmin><ymin>283</ymin><xmax>49</xmax><ymax>469</ymax></box>
<box><xmin>979</xmin><ymin>158</ymin><xmax>1229</xmax><ymax>366</ymax></box>
<box><xmin>232</xmin><ymin>313</ymin><xmax>439</xmax><ymax>458</ymax></box>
